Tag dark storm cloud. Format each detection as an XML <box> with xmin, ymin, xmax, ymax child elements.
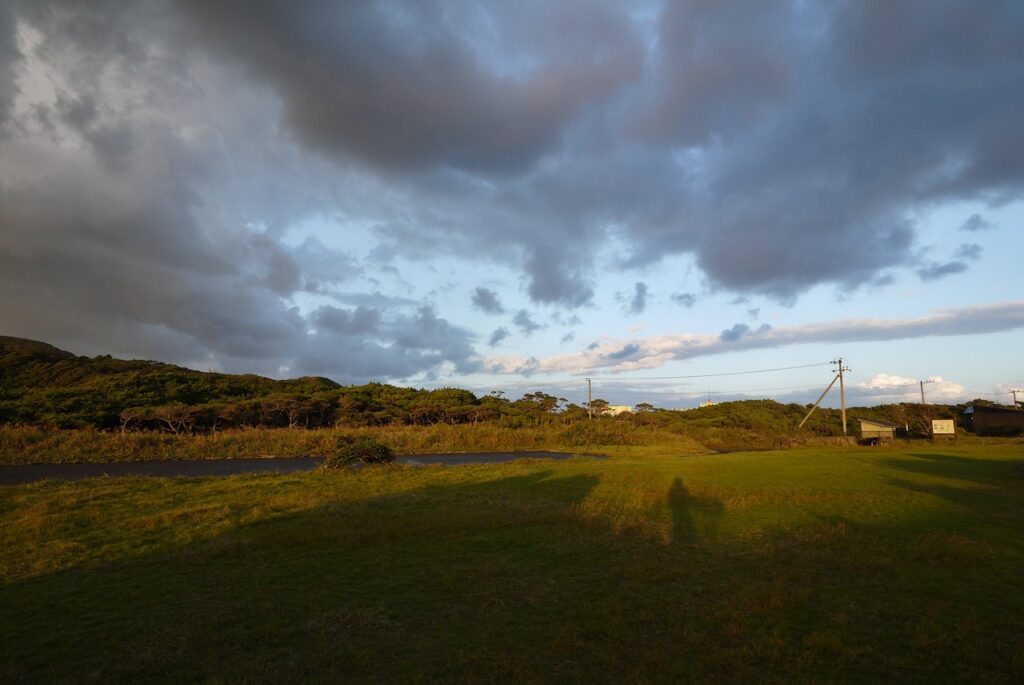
<box><xmin>392</xmin><ymin>307</ymin><xmax>479</xmax><ymax>373</ymax></box>
<box><xmin>297</xmin><ymin>305</ymin><xmax>480</xmax><ymax>381</ymax></box>
<box><xmin>636</xmin><ymin>0</ymin><xmax>795</xmax><ymax>145</ymax></box>
<box><xmin>2</xmin><ymin>0</ymin><xmax>1024</xmax><ymax>380</ymax></box>
<box><xmin>617</xmin><ymin>0</ymin><xmax>1024</xmax><ymax>297</ymax></box>
<box><xmin>174</xmin><ymin>0</ymin><xmax>642</xmax><ymax>173</ymax></box>
<box><xmin>471</xmin><ymin>287</ymin><xmax>505</xmax><ymax>315</ymax></box>
<box><xmin>0</xmin><ymin>1</ymin><xmax>482</xmax><ymax>380</ymax></box>
<box><xmin>165</xmin><ymin>2</ymin><xmax>1024</xmax><ymax>302</ymax></box>
<box><xmin>523</xmin><ymin>246</ymin><xmax>594</xmax><ymax>308</ymax></box>
<box><xmin>0</xmin><ymin>3</ymin><xmax>21</xmax><ymax>129</ymax></box>
<box><xmin>290</xmin><ymin>238</ymin><xmax>363</xmax><ymax>287</ymax></box>
<box><xmin>313</xmin><ymin>306</ymin><xmax>381</xmax><ymax>336</ymax></box>
<box><xmin>959</xmin><ymin>214</ymin><xmax>994</xmax><ymax>232</ymax></box>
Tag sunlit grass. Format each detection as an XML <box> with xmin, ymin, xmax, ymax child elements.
<box><xmin>2</xmin><ymin>444</ymin><xmax>1022</xmax><ymax>682</ymax></box>
<box><xmin>0</xmin><ymin>422</ymin><xmax>712</xmax><ymax>465</ymax></box>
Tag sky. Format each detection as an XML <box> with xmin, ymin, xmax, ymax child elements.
<box><xmin>1</xmin><ymin>0</ymin><xmax>1022</xmax><ymax>409</ymax></box>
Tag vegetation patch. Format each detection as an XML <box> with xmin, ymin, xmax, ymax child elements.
<box><xmin>323</xmin><ymin>438</ymin><xmax>394</xmax><ymax>468</ymax></box>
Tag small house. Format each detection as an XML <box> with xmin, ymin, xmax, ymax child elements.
<box><xmin>962</xmin><ymin>405</ymin><xmax>1024</xmax><ymax>436</ymax></box>
<box><xmin>606</xmin><ymin>405</ymin><xmax>633</xmax><ymax>416</ymax></box>
<box><xmin>859</xmin><ymin>418</ymin><xmax>899</xmax><ymax>443</ymax></box>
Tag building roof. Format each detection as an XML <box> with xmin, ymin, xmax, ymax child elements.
<box><xmin>859</xmin><ymin>418</ymin><xmax>901</xmax><ymax>428</ymax></box>
<box><xmin>963</xmin><ymin>404</ymin><xmax>1021</xmax><ymax>415</ymax></box>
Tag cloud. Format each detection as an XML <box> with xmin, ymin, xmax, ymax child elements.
<box><xmin>917</xmin><ymin>261</ymin><xmax>968</xmax><ymax>282</ymax></box>
<box><xmin>471</xmin><ymin>287</ymin><xmax>505</xmax><ymax>315</ymax></box>
<box><xmin>485</xmin><ymin>301</ymin><xmax>1024</xmax><ymax>375</ymax></box>
<box><xmin>625</xmin><ymin>282</ymin><xmax>648</xmax><ymax>315</ymax></box>
<box><xmin>0</xmin><ymin>4</ymin><xmax>479</xmax><ymax>382</ymax></box>
<box><xmin>915</xmin><ymin>242</ymin><xmax>981</xmax><ymax>282</ymax></box>
<box><xmin>512</xmin><ymin>309</ymin><xmax>543</xmax><ymax>335</ymax></box>
<box><xmin>671</xmin><ymin>292</ymin><xmax>697</xmax><ymax>308</ymax></box>
<box><xmin>1</xmin><ymin>0</ymin><xmax>1023</xmax><ymax>379</ymax></box>
<box><xmin>853</xmin><ymin>374</ymin><xmax>966</xmax><ymax>403</ymax></box>
<box><xmin>959</xmin><ymin>214</ymin><xmax>995</xmax><ymax>232</ymax></box>
<box><xmin>719</xmin><ymin>323</ymin><xmax>750</xmax><ymax>342</ymax></box>
<box><xmin>312</xmin><ymin>305</ymin><xmax>381</xmax><ymax>335</ymax></box>
<box><xmin>158</xmin><ymin>2</ymin><xmax>1024</xmax><ymax>301</ymax></box>
<box><xmin>605</xmin><ymin>343</ymin><xmax>640</xmax><ymax>361</ymax></box>
<box><xmin>955</xmin><ymin>243</ymin><xmax>983</xmax><ymax>261</ymax></box>
<box><xmin>0</xmin><ymin>2</ymin><xmax>21</xmax><ymax>129</ymax></box>
<box><xmin>523</xmin><ymin>246</ymin><xmax>594</xmax><ymax>308</ymax></box>
<box><xmin>175</xmin><ymin>0</ymin><xmax>642</xmax><ymax>174</ymax></box>
<box><xmin>488</xmin><ymin>327</ymin><xmax>510</xmax><ymax>347</ymax></box>
<box><xmin>297</xmin><ymin>305</ymin><xmax>480</xmax><ymax>381</ymax></box>
<box><xmin>290</xmin><ymin>238</ymin><xmax>362</xmax><ymax>287</ymax></box>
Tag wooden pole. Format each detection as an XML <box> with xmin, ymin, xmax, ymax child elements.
<box><xmin>799</xmin><ymin>374</ymin><xmax>840</xmax><ymax>429</ymax></box>
<box><xmin>837</xmin><ymin>358</ymin><xmax>847</xmax><ymax>436</ymax></box>
<box><xmin>586</xmin><ymin>378</ymin><xmax>593</xmax><ymax>420</ymax></box>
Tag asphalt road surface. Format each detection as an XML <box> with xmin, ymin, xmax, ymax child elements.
<box><xmin>0</xmin><ymin>451</ymin><xmax>602</xmax><ymax>486</ymax></box>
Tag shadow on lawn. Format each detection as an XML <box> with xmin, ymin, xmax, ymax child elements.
<box><xmin>880</xmin><ymin>452</ymin><xmax>1023</xmax><ymax>484</ymax></box>
<box><xmin>667</xmin><ymin>477</ymin><xmax>724</xmax><ymax>547</ymax></box>
<box><xmin>880</xmin><ymin>452</ymin><xmax>1023</xmax><ymax>514</ymax></box>
<box><xmin>4</xmin><ymin>468</ymin><xmax>1020</xmax><ymax>683</ymax></box>
<box><xmin>0</xmin><ymin>469</ymin><xmax>606</xmax><ymax>683</ymax></box>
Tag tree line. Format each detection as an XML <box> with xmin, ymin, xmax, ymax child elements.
<box><xmin>0</xmin><ymin>336</ymin><xmax>985</xmax><ymax>436</ymax></box>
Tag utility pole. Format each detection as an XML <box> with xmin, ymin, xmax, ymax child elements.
<box><xmin>1011</xmin><ymin>389</ymin><xmax>1022</xmax><ymax>409</ymax></box>
<box><xmin>919</xmin><ymin>378</ymin><xmax>934</xmax><ymax>404</ymax></box>
<box><xmin>833</xmin><ymin>358</ymin><xmax>848</xmax><ymax>436</ymax></box>
<box><xmin>586</xmin><ymin>378</ymin><xmax>593</xmax><ymax>420</ymax></box>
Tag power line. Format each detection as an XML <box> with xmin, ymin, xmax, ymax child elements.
<box><xmin>587</xmin><ymin>361</ymin><xmax>831</xmax><ymax>382</ymax></box>
<box><xmin>649</xmin><ymin>382</ymin><xmax>828</xmax><ymax>398</ymax></box>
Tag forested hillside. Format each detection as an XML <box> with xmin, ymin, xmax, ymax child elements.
<box><xmin>0</xmin><ymin>336</ymin><xmax>979</xmax><ymax>436</ymax></box>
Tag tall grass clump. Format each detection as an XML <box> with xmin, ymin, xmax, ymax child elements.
<box><xmin>322</xmin><ymin>438</ymin><xmax>394</xmax><ymax>468</ymax></box>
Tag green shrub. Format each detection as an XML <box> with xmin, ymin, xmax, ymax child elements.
<box><xmin>323</xmin><ymin>438</ymin><xmax>394</xmax><ymax>468</ymax></box>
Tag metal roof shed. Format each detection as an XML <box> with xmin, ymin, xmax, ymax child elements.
<box><xmin>859</xmin><ymin>418</ymin><xmax>899</xmax><ymax>442</ymax></box>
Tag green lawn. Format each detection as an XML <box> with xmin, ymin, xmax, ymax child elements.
<box><xmin>2</xmin><ymin>444</ymin><xmax>1022</xmax><ymax>683</ymax></box>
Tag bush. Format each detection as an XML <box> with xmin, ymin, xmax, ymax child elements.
<box><xmin>323</xmin><ymin>438</ymin><xmax>395</xmax><ymax>468</ymax></box>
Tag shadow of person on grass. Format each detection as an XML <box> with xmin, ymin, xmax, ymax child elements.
<box><xmin>667</xmin><ymin>477</ymin><xmax>725</xmax><ymax>548</ymax></box>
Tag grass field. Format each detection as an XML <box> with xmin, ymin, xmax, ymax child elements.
<box><xmin>2</xmin><ymin>443</ymin><xmax>1022</xmax><ymax>683</ymax></box>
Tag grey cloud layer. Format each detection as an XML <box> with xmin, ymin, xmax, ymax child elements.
<box><xmin>0</xmin><ymin>3</ymin><xmax>18</xmax><ymax>128</ymax></box>
<box><xmin>163</xmin><ymin>1</ymin><xmax>1024</xmax><ymax>303</ymax></box>
<box><xmin>487</xmin><ymin>302</ymin><xmax>1024</xmax><ymax>375</ymax></box>
<box><xmin>1</xmin><ymin>0</ymin><xmax>1022</xmax><ymax>380</ymax></box>
<box><xmin>176</xmin><ymin>0</ymin><xmax>642</xmax><ymax>174</ymax></box>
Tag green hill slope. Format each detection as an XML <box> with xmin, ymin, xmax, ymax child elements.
<box><xmin>0</xmin><ymin>336</ymin><xmax>339</xmax><ymax>428</ymax></box>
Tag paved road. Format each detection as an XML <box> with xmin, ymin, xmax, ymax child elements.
<box><xmin>0</xmin><ymin>451</ymin><xmax>601</xmax><ymax>486</ymax></box>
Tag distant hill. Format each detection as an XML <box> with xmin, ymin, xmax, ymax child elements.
<box><xmin>0</xmin><ymin>336</ymin><xmax>339</xmax><ymax>428</ymax></box>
